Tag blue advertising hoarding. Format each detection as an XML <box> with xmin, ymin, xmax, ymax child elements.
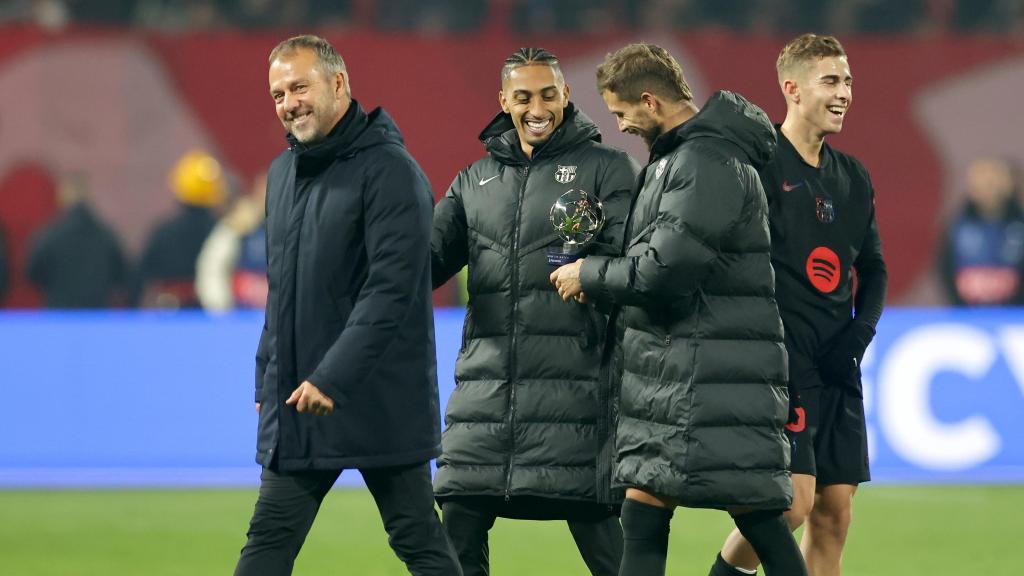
<box><xmin>0</xmin><ymin>308</ymin><xmax>1021</xmax><ymax>487</ymax></box>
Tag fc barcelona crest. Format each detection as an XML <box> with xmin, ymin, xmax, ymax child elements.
<box><xmin>555</xmin><ymin>165</ymin><xmax>577</xmax><ymax>184</ymax></box>
<box><xmin>815</xmin><ymin>195</ymin><xmax>835</xmax><ymax>224</ymax></box>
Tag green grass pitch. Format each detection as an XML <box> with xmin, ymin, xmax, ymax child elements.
<box><xmin>1</xmin><ymin>485</ymin><xmax>1020</xmax><ymax>575</ymax></box>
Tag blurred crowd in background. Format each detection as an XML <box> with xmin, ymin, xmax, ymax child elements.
<box><xmin>9</xmin><ymin>150</ymin><xmax>1020</xmax><ymax>311</ymax></box>
<box><xmin>5</xmin><ymin>151</ymin><xmax>269</xmax><ymax>311</ymax></box>
<box><xmin>3</xmin><ymin>0</ymin><xmax>1024</xmax><ymax>35</ymax></box>
<box><xmin>1</xmin><ymin>0</ymin><xmax>1023</xmax><ymax>312</ymax></box>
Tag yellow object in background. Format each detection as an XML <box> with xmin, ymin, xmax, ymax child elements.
<box><xmin>171</xmin><ymin>150</ymin><xmax>226</xmax><ymax>208</ymax></box>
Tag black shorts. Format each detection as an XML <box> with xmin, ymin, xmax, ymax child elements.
<box><xmin>786</xmin><ymin>358</ymin><xmax>871</xmax><ymax>486</ymax></box>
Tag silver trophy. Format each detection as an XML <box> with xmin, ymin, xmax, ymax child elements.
<box><xmin>547</xmin><ymin>189</ymin><xmax>605</xmax><ymax>266</ymax></box>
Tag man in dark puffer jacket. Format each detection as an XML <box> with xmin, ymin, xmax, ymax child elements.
<box><xmin>432</xmin><ymin>48</ymin><xmax>638</xmax><ymax>576</ymax></box>
<box><xmin>552</xmin><ymin>43</ymin><xmax>806</xmax><ymax>576</ymax></box>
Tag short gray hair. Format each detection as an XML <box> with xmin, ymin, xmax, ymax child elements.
<box><xmin>269</xmin><ymin>35</ymin><xmax>347</xmax><ymax>79</ymax></box>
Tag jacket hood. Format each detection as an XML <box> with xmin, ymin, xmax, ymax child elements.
<box><xmin>652</xmin><ymin>90</ymin><xmax>776</xmax><ymax>168</ymax></box>
<box><xmin>286</xmin><ymin>100</ymin><xmax>405</xmax><ymax>160</ymax></box>
<box><xmin>479</xmin><ymin>102</ymin><xmax>602</xmax><ymax>165</ymax></box>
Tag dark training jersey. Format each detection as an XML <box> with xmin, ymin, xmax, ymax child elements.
<box><xmin>762</xmin><ymin>128</ymin><xmax>887</xmax><ymax>366</ymax></box>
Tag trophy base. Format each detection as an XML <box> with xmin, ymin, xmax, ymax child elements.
<box><xmin>547</xmin><ymin>248</ymin><xmax>581</xmax><ymax>266</ymax></box>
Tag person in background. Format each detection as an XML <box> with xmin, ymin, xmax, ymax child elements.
<box><xmin>134</xmin><ymin>149</ymin><xmax>226</xmax><ymax>309</ymax></box>
<box><xmin>27</xmin><ymin>173</ymin><xmax>127</xmax><ymax>308</ymax></box>
<box><xmin>939</xmin><ymin>157</ymin><xmax>1024</xmax><ymax>306</ymax></box>
<box><xmin>196</xmin><ymin>171</ymin><xmax>268</xmax><ymax>312</ymax></box>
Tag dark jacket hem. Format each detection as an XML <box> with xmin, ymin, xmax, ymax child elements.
<box><xmin>258</xmin><ymin>444</ymin><xmax>441</xmax><ymax>471</ymax></box>
<box><xmin>434</xmin><ymin>493</ymin><xmax>621</xmax><ymax>520</ymax></box>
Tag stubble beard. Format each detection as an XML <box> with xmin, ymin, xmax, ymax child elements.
<box><xmin>642</xmin><ymin>124</ymin><xmax>663</xmax><ymax>151</ymax></box>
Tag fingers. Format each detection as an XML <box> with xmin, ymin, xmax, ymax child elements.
<box><xmin>255</xmin><ymin>402</ymin><xmax>261</xmax><ymax>413</ymax></box>
<box><xmin>308</xmin><ymin>395</ymin><xmax>334</xmax><ymax>416</ymax></box>
<box><xmin>286</xmin><ymin>384</ymin><xmax>309</xmax><ymax>411</ymax></box>
<box><xmin>287</xmin><ymin>384</ymin><xmax>335</xmax><ymax>416</ymax></box>
<box><xmin>551</xmin><ymin>268</ymin><xmax>569</xmax><ymax>292</ymax></box>
<box><xmin>316</xmin><ymin>394</ymin><xmax>335</xmax><ymax>416</ymax></box>
<box><xmin>556</xmin><ymin>281</ymin><xmax>582</xmax><ymax>302</ymax></box>
<box><xmin>550</xmin><ymin>263</ymin><xmax>586</xmax><ymax>303</ymax></box>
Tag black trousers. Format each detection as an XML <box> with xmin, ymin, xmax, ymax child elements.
<box><xmin>235</xmin><ymin>462</ymin><xmax>461</xmax><ymax>576</ymax></box>
<box><xmin>441</xmin><ymin>499</ymin><xmax>623</xmax><ymax>576</ymax></box>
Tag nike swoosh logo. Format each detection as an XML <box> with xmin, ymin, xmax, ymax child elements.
<box><xmin>782</xmin><ymin>180</ymin><xmax>804</xmax><ymax>192</ymax></box>
<box><xmin>479</xmin><ymin>175</ymin><xmax>499</xmax><ymax>186</ymax></box>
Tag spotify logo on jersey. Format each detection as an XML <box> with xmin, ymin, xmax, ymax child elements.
<box><xmin>806</xmin><ymin>246</ymin><xmax>840</xmax><ymax>293</ymax></box>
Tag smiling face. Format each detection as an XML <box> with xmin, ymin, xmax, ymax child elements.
<box><xmin>786</xmin><ymin>55</ymin><xmax>853</xmax><ymax>138</ymax></box>
<box><xmin>499</xmin><ymin>64</ymin><xmax>569</xmax><ymax>158</ymax></box>
<box><xmin>601</xmin><ymin>89</ymin><xmax>662</xmax><ymax>150</ymax></box>
<box><xmin>269</xmin><ymin>47</ymin><xmax>349</xmax><ymax>144</ymax></box>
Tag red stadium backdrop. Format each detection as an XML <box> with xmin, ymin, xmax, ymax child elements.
<box><xmin>2</xmin><ymin>27</ymin><xmax>1024</xmax><ymax>307</ymax></box>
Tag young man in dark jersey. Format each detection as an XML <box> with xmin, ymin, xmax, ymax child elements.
<box><xmin>710</xmin><ymin>33</ymin><xmax>887</xmax><ymax>576</ymax></box>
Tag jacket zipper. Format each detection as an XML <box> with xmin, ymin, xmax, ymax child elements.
<box><xmin>505</xmin><ymin>164</ymin><xmax>529</xmax><ymax>500</ymax></box>
<box><xmin>595</xmin><ymin>331</ymin><xmax>609</xmax><ymax>502</ymax></box>
<box><xmin>594</xmin><ymin>165</ymin><xmax>642</xmax><ymax>503</ymax></box>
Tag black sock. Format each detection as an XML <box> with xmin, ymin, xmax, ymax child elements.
<box><xmin>709</xmin><ymin>552</ymin><xmax>754</xmax><ymax>576</ymax></box>
<box><xmin>618</xmin><ymin>498</ymin><xmax>674</xmax><ymax>576</ymax></box>
<box><xmin>733</xmin><ymin>510</ymin><xmax>806</xmax><ymax>576</ymax></box>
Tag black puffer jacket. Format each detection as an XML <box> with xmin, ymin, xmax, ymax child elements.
<box><xmin>431</xmin><ymin>104</ymin><xmax>638</xmax><ymax>509</ymax></box>
<box><xmin>580</xmin><ymin>91</ymin><xmax>791</xmax><ymax>510</ymax></box>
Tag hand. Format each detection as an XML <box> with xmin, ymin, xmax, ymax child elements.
<box><xmin>818</xmin><ymin>322</ymin><xmax>874</xmax><ymax>397</ymax></box>
<box><xmin>286</xmin><ymin>380</ymin><xmax>335</xmax><ymax>416</ymax></box>
<box><xmin>549</xmin><ymin>259</ymin><xmax>585</xmax><ymax>302</ymax></box>
<box><xmin>784</xmin><ymin>387</ymin><xmax>805</xmax><ymax>433</ymax></box>
<box><xmin>821</xmin><ymin>355</ymin><xmax>863</xmax><ymax>398</ymax></box>
<box><xmin>255</xmin><ymin>402</ymin><xmax>261</xmax><ymax>413</ymax></box>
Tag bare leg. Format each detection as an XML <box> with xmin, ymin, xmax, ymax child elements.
<box><xmin>801</xmin><ymin>483</ymin><xmax>856</xmax><ymax>576</ymax></box>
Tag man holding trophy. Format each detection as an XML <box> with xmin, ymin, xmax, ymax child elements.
<box><xmin>430</xmin><ymin>47</ymin><xmax>638</xmax><ymax>576</ymax></box>
<box><xmin>551</xmin><ymin>43</ymin><xmax>807</xmax><ymax>576</ymax></box>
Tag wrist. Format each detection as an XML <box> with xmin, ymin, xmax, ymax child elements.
<box><xmin>849</xmin><ymin>321</ymin><xmax>875</xmax><ymax>349</ymax></box>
